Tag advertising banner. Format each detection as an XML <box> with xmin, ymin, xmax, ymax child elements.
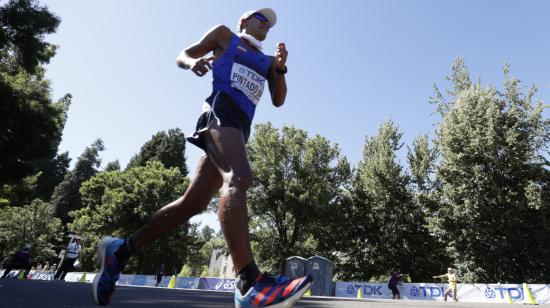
<box><xmin>334</xmin><ymin>282</ymin><xmax>550</xmax><ymax>304</ymax></box>
<box><xmin>177</xmin><ymin>277</ymin><xmax>200</xmax><ymax>289</ymax></box>
<box><xmin>117</xmin><ymin>274</ymin><xmax>135</xmax><ymax>285</ymax></box>
<box><xmin>63</xmin><ymin>272</ymin><xmax>84</xmax><ymax>282</ymax></box>
<box><xmin>198</xmin><ymin>278</ymin><xmax>236</xmax><ymax>291</ymax></box>
<box><xmin>0</xmin><ymin>269</ymin><xmax>20</xmax><ymax>278</ymax></box>
<box><xmin>131</xmin><ymin>274</ymin><xmax>147</xmax><ymax>286</ymax></box>
<box><xmin>28</xmin><ymin>270</ymin><xmax>54</xmax><ymax>280</ymax></box>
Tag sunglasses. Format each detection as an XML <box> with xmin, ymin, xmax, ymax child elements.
<box><xmin>252</xmin><ymin>12</ymin><xmax>268</xmax><ymax>23</ymax></box>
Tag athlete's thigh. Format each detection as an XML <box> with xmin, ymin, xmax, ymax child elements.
<box><xmin>185</xmin><ymin>155</ymin><xmax>223</xmax><ymax>197</ymax></box>
<box><xmin>204</xmin><ymin>125</ymin><xmax>251</xmax><ymax>175</ymax></box>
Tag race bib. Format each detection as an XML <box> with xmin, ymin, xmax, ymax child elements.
<box><xmin>230</xmin><ymin>62</ymin><xmax>265</xmax><ymax>105</ymax></box>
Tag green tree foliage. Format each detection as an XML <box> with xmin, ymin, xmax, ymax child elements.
<box><xmin>199</xmin><ymin>265</ymin><xmax>209</xmax><ymax>277</ymax></box>
<box><xmin>178</xmin><ymin>264</ymin><xmax>191</xmax><ymax>277</ymax></box>
<box><xmin>50</xmin><ymin>139</ymin><xmax>104</xmax><ymax>225</ymax></box>
<box><xmin>70</xmin><ymin>161</ymin><xmax>192</xmax><ymax>274</ymax></box>
<box><xmin>247</xmin><ymin>123</ymin><xmax>351</xmax><ymax>274</ymax></box>
<box><xmin>33</xmin><ymin>152</ymin><xmax>71</xmax><ymax>201</ymax></box>
<box><xmin>407</xmin><ymin>134</ymin><xmax>437</xmax><ymax>193</ymax></box>
<box><xmin>337</xmin><ymin>121</ymin><xmax>445</xmax><ymax>281</ymax></box>
<box><xmin>0</xmin><ymin>0</ymin><xmax>60</xmax><ymax>73</ymax></box>
<box><xmin>184</xmin><ymin>226</ymin><xmax>227</xmax><ymax>277</ymax></box>
<box><xmin>0</xmin><ymin>151</ymin><xmax>70</xmax><ymax>207</ymax></box>
<box><xmin>127</xmin><ymin>128</ymin><xmax>189</xmax><ymax>176</ymax></box>
<box><xmin>431</xmin><ymin>58</ymin><xmax>550</xmax><ymax>283</ymax></box>
<box><xmin>0</xmin><ymin>0</ymin><xmax>70</xmax><ymax>185</ymax></box>
<box><xmin>0</xmin><ymin>199</ymin><xmax>62</xmax><ymax>264</ymax></box>
<box><xmin>104</xmin><ymin>160</ymin><xmax>121</xmax><ymax>172</ymax></box>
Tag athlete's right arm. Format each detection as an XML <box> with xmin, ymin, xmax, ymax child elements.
<box><xmin>176</xmin><ymin>25</ymin><xmax>232</xmax><ymax>77</ymax></box>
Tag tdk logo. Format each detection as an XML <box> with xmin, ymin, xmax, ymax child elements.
<box><xmin>485</xmin><ymin>287</ymin><xmax>496</xmax><ymax>299</ymax></box>
<box><xmin>352</xmin><ymin>285</ymin><xmax>383</xmax><ymax>296</ymax></box>
<box><xmin>409</xmin><ymin>286</ymin><xmax>446</xmax><ymax>297</ymax></box>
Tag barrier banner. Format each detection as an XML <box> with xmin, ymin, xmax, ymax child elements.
<box><xmin>335</xmin><ymin>282</ymin><xmax>550</xmax><ymax>304</ymax></box>
<box><xmin>64</xmin><ymin>272</ymin><xmax>84</xmax><ymax>282</ymax></box>
<box><xmin>177</xmin><ymin>277</ymin><xmax>200</xmax><ymax>289</ymax></box>
<box><xmin>144</xmin><ymin>275</ymin><xmax>170</xmax><ymax>287</ymax></box>
<box><xmin>157</xmin><ymin>276</ymin><xmax>171</xmax><ymax>288</ymax></box>
<box><xmin>198</xmin><ymin>278</ymin><xmax>236</xmax><ymax>291</ymax></box>
<box><xmin>0</xmin><ymin>269</ymin><xmax>20</xmax><ymax>278</ymax></box>
<box><xmin>83</xmin><ymin>273</ymin><xmax>96</xmax><ymax>283</ymax></box>
<box><xmin>117</xmin><ymin>274</ymin><xmax>135</xmax><ymax>285</ymax></box>
<box><xmin>131</xmin><ymin>275</ymin><xmax>147</xmax><ymax>286</ymax></box>
<box><xmin>28</xmin><ymin>270</ymin><xmax>54</xmax><ymax>280</ymax></box>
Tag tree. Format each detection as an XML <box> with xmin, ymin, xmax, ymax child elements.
<box><xmin>104</xmin><ymin>160</ymin><xmax>120</xmax><ymax>172</ymax></box>
<box><xmin>0</xmin><ymin>151</ymin><xmax>70</xmax><ymax>208</ymax></box>
<box><xmin>407</xmin><ymin>134</ymin><xmax>437</xmax><ymax>193</ymax></box>
<box><xmin>247</xmin><ymin>123</ymin><xmax>351</xmax><ymax>274</ymax></box>
<box><xmin>185</xmin><ymin>225</ymin><xmax>222</xmax><ymax>276</ymax></box>
<box><xmin>50</xmin><ymin>139</ymin><xmax>104</xmax><ymax>226</ymax></box>
<box><xmin>70</xmin><ymin>161</ymin><xmax>192</xmax><ymax>274</ymax></box>
<box><xmin>337</xmin><ymin>120</ymin><xmax>444</xmax><ymax>281</ymax></box>
<box><xmin>431</xmin><ymin>58</ymin><xmax>550</xmax><ymax>283</ymax></box>
<box><xmin>0</xmin><ymin>0</ymin><xmax>60</xmax><ymax>73</ymax></box>
<box><xmin>127</xmin><ymin>128</ymin><xmax>189</xmax><ymax>176</ymax></box>
<box><xmin>0</xmin><ymin>0</ymin><xmax>70</xmax><ymax>185</ymax></box>
<box><xmin>0</xmin><ymin>199</ymin><xmax>62</xmax><ymax>264</ymax></box>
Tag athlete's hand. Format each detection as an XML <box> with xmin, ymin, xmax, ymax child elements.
<box><xmin>191</xmin><ymin>56</ymin><xmax>215</xmax><ymax>77</ymax></box>
<box><xmin>274</xmin><ymin>43</ymin><xmax>287</xmax><ymax>70</ymax></box>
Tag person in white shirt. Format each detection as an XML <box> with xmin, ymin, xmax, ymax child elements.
<box><xmin>54</xmin><ymin>238</ymin><xmax>82</xmax><ymax>280</ymax></box>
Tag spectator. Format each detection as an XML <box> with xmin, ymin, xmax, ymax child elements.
<box><xmin>36</xmin><ymin>262</ymin><xmax>43</xmax><ymax>271</ymax></box>
<box><xmin>43</xmin><ymin>261</ymin><xmax>51</xmax><ymax>272</ymax></box>
<box><xmin>54</xmin><ymin>238</ymin><xmax>82</xmax><ymax>281</ymax></box>
<box><xmin>433</xmin><ymin>267</ymin><xmax>459</xmax><ymax>302</ymax></box>
<box><xmin>155</xmin><ymin>263</ymin><xmax>165</xmax><ymax>287</ymax></box>
<box><xmin>388</xmin><ymin>270</ymin><xmax>408</xmax><ymax>299</ymax></box>
<box><xmin>1</xmin><ymin>245</ymin><xmax>32</xmax><ymax>278</ymax></box>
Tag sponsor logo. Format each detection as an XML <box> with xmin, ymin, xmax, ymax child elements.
<box><xmin>485</xmin><ymin>287</ymin><xmax>496</xmax><ymax>298</ymax></box>
<box><xmin>214</xmin><ymin>279</ymin><xmax>236</xmax><ymax>291</ymax></box>
<box><xmin>409</xmin><ymin>286</ymin><xmax>445</xmax><ymax>297</ymax></box>
<box><xmin>231</xmin><ymin>63</ymin><xmax>265</xmax><ymax>104</ymax></box>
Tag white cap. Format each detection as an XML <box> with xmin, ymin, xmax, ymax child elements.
<box><xmin>238</xmin><ymin>8</ymin><xmax>277</xmax><ymax>31</ymax></box>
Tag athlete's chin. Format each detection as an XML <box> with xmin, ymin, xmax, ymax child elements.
<box><xmin>256</xmin><ymin>32</ymin><xmax>268</xmax><ymax>41</ymax></box>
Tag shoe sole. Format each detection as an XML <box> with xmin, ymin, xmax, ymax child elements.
<box><xmin>91</xmin><ymin>237</ymin><xmax>112</xmax><ymax>305</ymax></box>
<box><xmin>235</xmin><ymin>281</ymin><xmax>312</xmax><ymax>308</ymax></box>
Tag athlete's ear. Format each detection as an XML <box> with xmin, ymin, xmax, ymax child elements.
<box><xmin>240</xmin><ymin>18</ymin><xmax>249</xmax><ymax>32</ymax></box>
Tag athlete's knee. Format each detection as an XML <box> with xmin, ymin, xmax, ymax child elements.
<box><xmin>224</xmin><ymin>169</ymin><xmax>252</xmax><ymax>192</ymax></box>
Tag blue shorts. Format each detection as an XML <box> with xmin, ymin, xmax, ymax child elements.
<box><xmin>186</xmin><ymin>91</ymin><xmax>252</xmax><ymax>152</ymax></box>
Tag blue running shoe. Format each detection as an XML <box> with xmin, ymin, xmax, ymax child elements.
<box><xmin>92</xmin><ymin>237</ymin><xmax>126</xmax><ymax>305</ymax></box>
<box><xmin>235</xmin><ymin>273</ymin><xmax>312</xmax><ymax>307</ymax></box>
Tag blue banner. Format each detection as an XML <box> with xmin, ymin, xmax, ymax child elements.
<box><xmin>176</xmin><ymin>277</ymin><xmax>200</xmax><ymax>289</ymax></box>
<box><xmin>131</xmin><ymin>274</ymin><xmax>147</xmax><ymax>286</ymax></box>
<box><xmin>198</xmin><ymin>278</ymin><xmax>236</xmax><ymax>291</ymax></box>
<box><xmin>117</xmin><ymin>274</ymin><xmax>135</xmax><ymax>285</ymax></box>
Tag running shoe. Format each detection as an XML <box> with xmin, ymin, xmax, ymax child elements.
<box><xmin>235</xmin><ymin>273</ymin><xmax>313</xmax><ymax>307</ymax></box>
<box><xmin>91</xmin><ymin>237</ymin><xmax>126</xmax><ymax>305</ymax></box>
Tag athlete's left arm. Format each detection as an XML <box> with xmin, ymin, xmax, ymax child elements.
<box><xmin>268</xmin><ymin>43</ymin><xmax>288</xmax><ymax>107</ymax></box>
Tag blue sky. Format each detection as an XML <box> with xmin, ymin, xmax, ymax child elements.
<box><xmin>41</xmin><ymin>0</ymin><xmax>550</xmax><ymax>230</ymax></box>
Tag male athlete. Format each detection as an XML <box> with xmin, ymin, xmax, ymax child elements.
<box><xmin>92</xmin><ymin>8</ymin><xmax>312</xmax><ymax>307</ymax></box>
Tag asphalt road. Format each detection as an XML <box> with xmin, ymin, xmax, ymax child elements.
<box><xmin>1</xmin><ymin>279</ymin><xmax>549</xmax><ymax>308</ymax></box>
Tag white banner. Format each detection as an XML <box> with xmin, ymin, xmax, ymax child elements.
<box><xmin>335</xmin><ymin>282</ymin><xmax>550</xmax><ymax>304</ymax></box>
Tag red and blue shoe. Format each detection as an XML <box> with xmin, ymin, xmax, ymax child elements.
<box><xmin>91</xmin><ymin>237</ymin><xmax>126</xmax><ymax>305</ymax></box>
<box><xmin>235</xmin><ymin>273</ymin><xmax>313</xmax><ymax>307</ymax></box>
